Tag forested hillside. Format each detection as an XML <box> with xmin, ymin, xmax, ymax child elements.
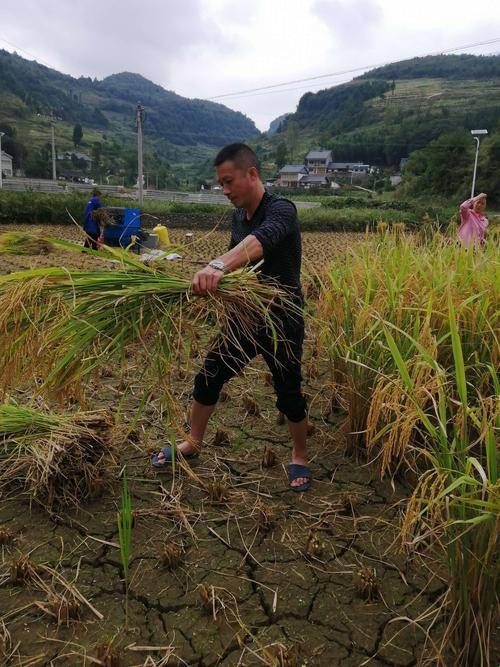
<box><xmin>264</xmin><ymin>54</ymin><xmax>500</xmax><ymax>200</ymax></box>
<box><xmin>279</xmin><ymin>55</ymin><xmax>500</xmax><ymax>166</ymax></box>
<box><xmin>0</xmin><ymin>50</ymin><xmax>258</xmax><ymax>185</ymax></box>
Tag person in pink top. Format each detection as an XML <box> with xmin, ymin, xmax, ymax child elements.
<box><xmin>458</xmin><ymin>192</ymin><xmax>488</xmax><ymax>247</ymax></box>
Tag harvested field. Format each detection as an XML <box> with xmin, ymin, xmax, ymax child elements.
<box><xmin>0</xmin><ymin>224</ymin><xmax>497</xmax><ymax>667</ymax></box>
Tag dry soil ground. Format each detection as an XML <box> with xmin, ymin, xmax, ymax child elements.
<box><xmin>0</xmin><ymin>225</ymin><xmax>449</xmax><ymax>667</ymax></box>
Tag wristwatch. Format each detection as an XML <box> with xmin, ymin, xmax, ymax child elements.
<box><xmin>208</xmin><ymin>259</ymin><xmax>227</xmax><ymax>273</ymax></box>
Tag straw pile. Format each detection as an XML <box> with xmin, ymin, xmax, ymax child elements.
<box><xmin>0</xmin><ymin>231</ymin><xmax>53</xmax><ymax>255</ymax></box>
<box><xmin>0</xmin><ymin>403</ymin><xmax>114</xmax><ymax>506</ymax></box>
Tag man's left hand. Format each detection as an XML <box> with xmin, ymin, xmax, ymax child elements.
<box><xmin>192</xmin><ymin>265</ymin><xmax>224</xmax><ymax>295</ymax></box>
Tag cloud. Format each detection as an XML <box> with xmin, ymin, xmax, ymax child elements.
<box><xmin>1</xmin><ymin>0</ymin><xmax>230</xmax><ymax>86</ymax></box>
<box><xmin>1</xmin><ymin>0</ymin><xmax>498</xmax><ymax>132</ymax></box>
<box><xmin>312</xmin><ymin>0</ymin><xmax>383</xmax><ymax>46</ymax></box>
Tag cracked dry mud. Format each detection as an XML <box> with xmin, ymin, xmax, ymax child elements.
<box><xmin>0</xmin><ymin>227</ymin><xmax>451</xmax><ymax>666</ymax></box>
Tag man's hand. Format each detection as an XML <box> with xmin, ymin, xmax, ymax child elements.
<box><xmin>192</xmin><ymin>265</ymin><xmax>224</xmax><ymax>295</ymax></box>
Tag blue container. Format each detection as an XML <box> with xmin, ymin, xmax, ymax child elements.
<box><xmin>103</xmin><ymin>207</ymin><xmax>141</xmax><ymax>249</ymax></box>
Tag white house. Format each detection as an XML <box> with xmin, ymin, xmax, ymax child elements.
<box><xmin>305</xmin><ymin>150</ymin><xmax>333</xmax><ymax>175</ymax></box>
<box><xmin>1</xmin><ymin>151</ymin><xmax>13</xmax><ymax>177</ymax></box>
<box><xmin>277</xmin><ymin>164</ymin><xmax>308</xmax><ymax>187</ymax></box>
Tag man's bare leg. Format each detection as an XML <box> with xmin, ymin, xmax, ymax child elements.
<box><xmin>287</xmin><ymin>417</ymin><xmax>309</xmax><ymax>488</ymax></box>
<box><xmin>156</xmin><ymin>400</ymin><xmax>215</xmax><ymax>463</ymax></box>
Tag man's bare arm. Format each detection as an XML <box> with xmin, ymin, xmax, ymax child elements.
<box><xmin>192</xmin><ymin>235</ymin><xmax>263</xmax><ymax>294</ymax></box>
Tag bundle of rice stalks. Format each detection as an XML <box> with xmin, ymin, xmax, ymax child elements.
<box><xmin>0</xmin><ymin>403</ymin><xmax>115</xmax><ymax>507</ymax></box>
<box><xmin>0</xmin><ymin>231</ymin><xmax>53</xmax><ymax>255</ymax></box>
<box><xmin>0</xmin><ymin>253</ymin><xmax>292</xmax><ymax>399</ymax></box>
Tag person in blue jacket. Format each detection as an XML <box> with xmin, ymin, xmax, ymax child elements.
<box><xmin>83</xmin><ymin>189</ymin><xmax>103</xmax><ymax>249</ymax></box>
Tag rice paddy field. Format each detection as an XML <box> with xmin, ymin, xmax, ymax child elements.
<box><xmin>0</xmin><ymin>223</ymin><xmax>498</xmax><ymax>667</ymax></box>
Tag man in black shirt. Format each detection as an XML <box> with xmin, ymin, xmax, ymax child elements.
<box><xmin>151</xmin><ymin>143</ymin><xmax>310</xmax><ymax>491</ymax></box>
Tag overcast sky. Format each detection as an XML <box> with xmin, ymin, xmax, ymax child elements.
<box><xmin>1</xmin><ymin>0</ymin><xmax>499</xmax><ymax>131</ymax></box>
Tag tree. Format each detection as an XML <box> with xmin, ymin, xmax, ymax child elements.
<box><xmin>479</xmin><ymin>128</ymin><xmax>500</xmax><ymax>205</ymax></box>
<box><xmin>91</xmin><ymin>141</ymin><xmax>102</xmax><ymax>181</ymax></box>
<box><xmin>73</xmin><ymin>124</ymin><xmax>83</xmax><ymax>148</ymax></box>
<box><xmin>401</xmin><ymin>132</ymin><xmax>472</xmax><ymax>198</ymax></box>
<box><xmin>275</xmin><ymin>142</ymin><xmax>287</xmax><ymax>170</ymax></box>
<box><xmin>286</xmin><ymin>120</ymin><xmax>300</xmax><ymax>162</ymax></box>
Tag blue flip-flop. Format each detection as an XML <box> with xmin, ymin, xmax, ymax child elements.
<box><xmin>150</xmin><ymin>444</ymin><xmax>199</xmax><ymax>468</ymax></box>
<box><xmin>287</xmin><ymin>463</ymin><xmax>312</xmax><ymax>492</ymax></box>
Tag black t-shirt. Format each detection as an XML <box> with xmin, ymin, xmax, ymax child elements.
<box><xmin>229</xmin><ymin>191</ymin><xmax>302</xmax><ymax>298</ymax></box>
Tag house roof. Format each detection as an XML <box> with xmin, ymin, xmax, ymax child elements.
<box><xmin>1</xmin><ymin>150</ymin><xmax>13</xmax><ymax>160</ymax></box>
<box><xmin>59</xmin><ymin>151</ymin><xmax>91</xmax><ymax>161</ymax></box>
<box><xmin>328</xmin><ymin>162</ymin><xmax>369</xmax><ymax>169</ymax></box>
<box><xmin>280</xmin><ymin>164</ymin><xmax>308</xmax><ymax>174</ymax></box>
<box><xmin>306</xmin><ymin>150</ymin><xmax>332</xmax><ymax>160</ymax></box>
<box><xmin>72</xmin><ymin>152</ymin><xmax>91</xmax><ymax>161</ymax></box>
<box><xmin>301</xmin><ymin>175</ymin><xmax>329</xmax><ymax>184</ymax></box>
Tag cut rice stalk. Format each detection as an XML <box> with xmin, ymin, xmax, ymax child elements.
<box><xmin>0</xmin><ymin>231</ymin><xmax>53</xmax><ymax>255</ymax></box>
<box><xmin>0</xmin><ymin>264</ymin><xmax>298</xmax><ymax>398</ymax></box>
<box><xmin>0</xmin><ymin>403</ymin><xmax>115</xmax><ymax>507</ymax></box>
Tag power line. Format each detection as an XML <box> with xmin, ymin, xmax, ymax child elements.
<box><xmin>207</xmin><ymin>37</ymin><xmax>500</xmax><ymax>100</ymax></box>
<box><xmin>0</xmin><ymin>36</ymin><xmax>56</xmax><ymax>70</ymax></box>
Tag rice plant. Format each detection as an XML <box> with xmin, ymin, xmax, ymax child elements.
<box><xmin>316</xmin><ymin>234</ymin><xmax>498</xmax><ymax>663</ymax></box>
<box><xmin>317</xmin><ymin>234</ymin><xmax>498</xmax><ymax>458</ymax></box>
<box><xmin>382</xmin><ymin>312</ymin><xmax>498</xmax><ymax>666</ymax></box>
<box><xmin>117</xmin><ymin>468</ymin><xmax>133</xmax><ymax>629</ymax></box>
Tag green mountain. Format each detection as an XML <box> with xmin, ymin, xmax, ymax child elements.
<box><xmin>0</xmin><ymin>49</ymin><xmax>258</xmax><ymax>185</ymax></box>
<box><xmin>270</xmin><ymin>54</ymin><xmax>500</xmax><ymax>167</ymax></box>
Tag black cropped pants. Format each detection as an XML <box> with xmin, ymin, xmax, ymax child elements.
<box><xmin>193</xmin><ymin>312</ymin><xmax>307</xmax><ymax>422</ymax></box>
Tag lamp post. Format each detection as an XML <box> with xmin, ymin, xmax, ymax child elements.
<box><xmin>470</xmin><ymin>129</ymin><xmax>487</xmax><ymax>198</ymax></box>
<box><xmin>0</xmin><ymin>132</ymin><xmax>4</xmax><ymax>189</ymax></box>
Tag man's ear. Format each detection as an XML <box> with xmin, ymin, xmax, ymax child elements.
<box><xmin>248</xmin><ymin>166</ymin><xmax>259</xmax><ymax>180</ymax></box>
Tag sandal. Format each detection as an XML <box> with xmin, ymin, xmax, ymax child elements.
<box><xmin>287</xmin><ymin>463</ymin><xmax>312</xmax><ymax>492</ymax></box>
<box><xmin>150</xmin><ymin>444</ymin><xmax>199</xmax><ymax>468</ymax></box>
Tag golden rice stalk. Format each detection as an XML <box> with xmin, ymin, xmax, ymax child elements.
<box><xmin>0</xmin><ymin>403</ymin><xmax>115</xmax><ymax>507</ymax></box>
<box><xmin>0</xmin><ymin>263</ymin><xmax>293</xmax><ymax>398</ymax></box>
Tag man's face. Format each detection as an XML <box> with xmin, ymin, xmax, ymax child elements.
<box><xmin>216</xmin><ymin>160</ymin><xmax>256</xmax><ymax>209</ymax></box>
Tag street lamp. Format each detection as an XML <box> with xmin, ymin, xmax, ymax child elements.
<box><xmin>470</xmin><ymin>129</ymin><xmax>488</xmax><ymax>198</ymax></box>
<box><xmin>0</xmin><ymin>132</ymin><xmax>5</xmax><ymax>189</ymax></box>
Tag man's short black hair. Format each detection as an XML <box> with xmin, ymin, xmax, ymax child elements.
<box><xmin>92</xmin><ymin>188</ymin><xmax>102</xmax><ymax>197</ymax></box>
<box><xmin>214</xmin><ymin>143</ymin><xmax>260</xmax><ymax>174</ymax></box>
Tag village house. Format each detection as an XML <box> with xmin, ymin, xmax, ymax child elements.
<box><xmin>300</xmin><ymin>174</ymin><xmax>330</xmax><ymax>188</ymax></box>
<box><xmin>276</xmin><ymin>150</ymin><xmax>372</xmax><ymax>188</ymax></box>
<box><xmin>277</xmin><ymin>164</ymin><xmax>308</xmax><ymax>187</ymax></box>
<box><xmin>57</xmin><ymin>151</ymin><xmax>92</xmax><ymax>166</ymax></box>
<box><xmin>328</xmin><ymin>162</ymin><xmax>370</xmax><ymax>174</ymax></box>
<box><xmin>0</xmin><ymin>150</ymin><xmax>14</xmax><ymax>177</ymax></box>
<box><xmin>305</xmin><ymin>150</ymin><xmax>333</xmax><ymax>175</ymax></box>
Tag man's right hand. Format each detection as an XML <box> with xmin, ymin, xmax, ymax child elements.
<box><xmin>192</xmin><ymin>265</ymin><xmax>224</xmax><ymax>295</ymax></box>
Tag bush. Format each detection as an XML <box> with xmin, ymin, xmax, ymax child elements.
<box><xmin>0</xmin><ymin>192</ymin><xmax>228</xmax><ymax>226</ymax></box>
<box><xmin>0</xmin><ymin>191</ymin><xmax>458</xmax><ymax>234</ymax></box>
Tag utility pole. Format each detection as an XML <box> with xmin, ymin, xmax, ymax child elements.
<box><xmin>135</xmin><ymin>103</ymin><xmax>145</xmax><ymax>205</ymax></box>
<box><xmin>50</xmin><ymin>118</ymin><xmax>57</xmax><ymax>181</ymax></box>
<box><xmin>0</xmin><ymin>132</ymin><xmax>4</xmax><ymax>189</ymax></box>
